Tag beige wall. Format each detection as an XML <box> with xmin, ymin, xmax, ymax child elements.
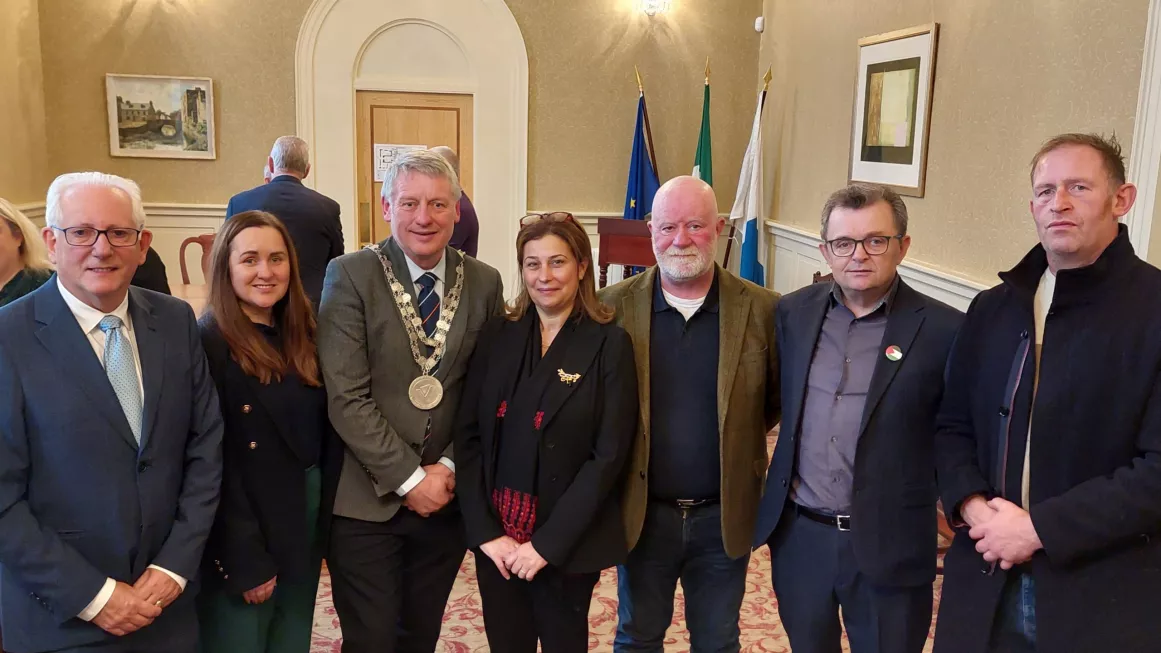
<box><xmin>0</xmin><ymin>0</ymin><xmax>49</xmax><ymax>204</ymax></box>
<box><xmin>37</xmin><ymin>0</ymin><xmax>313</xmax><ymax>205</ymax></box>
<box><xmin>506</xmin><ymin>0</ymin><xmax>762</xmax><ymax>211</ymax></box>
<box><xmin>35</xmin><ymin>0</ymin><xmax>761</xmax><ymax>212</ymax></box>
<box><xmin>759</xmin><ymin>0</ymin><xmax>1149</xmax><ymax>284</ymax></box>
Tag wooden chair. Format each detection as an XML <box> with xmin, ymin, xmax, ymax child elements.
<box><xmin>812</xmin><ymin>270</ymin><xmax>833</xmax><ymax>284</ymax></box>
<box><xmin>596</xmin><ymin>218</ymin><xmax>655</xmax><ymax>288</ymax></box>
<box><xmin>179</xmin><ymin>233</ymin><xmax>216</xmax><ymax>284</ymax></box>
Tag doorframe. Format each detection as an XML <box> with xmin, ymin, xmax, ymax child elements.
<box><xmin>295</xmin><ymin>0</ymin><xmax>528</xmax><ymax>285</ymax></box>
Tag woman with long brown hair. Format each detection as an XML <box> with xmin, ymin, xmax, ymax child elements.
<box><xmin>455</xmin><ymin>212</ymin><xmax>638</xmax><ymax>652</ymax></box>
<box><xmin>195</xmin><ymin>210</ymin><xmax>341</xmax><ymax>653</ymax></box>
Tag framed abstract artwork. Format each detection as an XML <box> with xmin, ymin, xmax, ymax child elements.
<box><xmin>848</xmin><ymin>24</ymin><xmax>938</xmax><ymax>197</ymax></box>
<box><xmin>105</xmin><ymin>74</ymin><xmax>216</xmax><ymax>159</ymax></box>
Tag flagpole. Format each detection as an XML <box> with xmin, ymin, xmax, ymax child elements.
<box><xmin>723</xmin><ymin>66</ymin><xmax>772</xmax><ymax>270</ymax></box>
<box><xmin>636</xmin><ymin>65</ymin><xmax>660</xmax><ymax>178</ymax></box>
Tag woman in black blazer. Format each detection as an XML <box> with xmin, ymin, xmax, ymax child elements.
<box><xmin>456</xmin><ymin>212</ymin><xmax>638</xmax><ymax>653</ymax></box>
<box><xmin>195</xmin><ymin>211</ymin><xmax>342</xmax><ymax>653</ymax></box>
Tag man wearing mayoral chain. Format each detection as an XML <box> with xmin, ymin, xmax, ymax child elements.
<box><xmin>317</xmin><ymin>149</ymin><xmax>504</xmax><ymax>653</ymax></box>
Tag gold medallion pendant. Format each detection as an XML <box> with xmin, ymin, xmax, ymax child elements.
<box><xmin>408</xmin><ymin>374</ymin><xmax>444</xmax><ymax>410</ymax></box>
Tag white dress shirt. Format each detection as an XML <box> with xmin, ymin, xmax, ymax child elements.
<box><xmin>57</xmin><ymin>280</ymin><xmax>188</xmax><ymax>620</ymax></box>
<box><xmin>396</xmin><ymin>253</ymin><xmax>455</xmax><ymax>496</ymax></box>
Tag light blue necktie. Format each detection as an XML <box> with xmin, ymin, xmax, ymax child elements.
<box><xmin>98</xmin><ymin>315</ymin><xmax>142</xmax><ymax>445</ymax></box>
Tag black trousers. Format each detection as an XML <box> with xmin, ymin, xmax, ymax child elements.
<box><xmin>768</xmin><ymin>506</ymin><xmax>933</xmax><ymax>653</ymax></box>
<box><xmin>327</xmin><ymin>509</ymin><xmax>466</xmax><ymax>653</ymax></box>
<box><xmin>473</xmin><ymin>549</ymin><xmax>599</xmax><ymax>653</ymax></box>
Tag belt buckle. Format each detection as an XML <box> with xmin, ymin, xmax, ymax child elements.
<box><xmin>675</xmin><ymin>499</ymin><xmax>699</xmax><ymax>509</ymax></box>
<box><xmin>836</xmin><ymin>515</ymin><xmax>851</xmax><ymax>532</ymax></box>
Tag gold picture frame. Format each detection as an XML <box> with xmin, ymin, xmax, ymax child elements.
<box><xmin>105</xmin><ymin>74</ymin><xmax>216</xmax><ymax>160</ymax></box>
<box><xmin>848</xmin><ymin>23</ymin><xmax>939</xmax><ymax>197</ymax></box>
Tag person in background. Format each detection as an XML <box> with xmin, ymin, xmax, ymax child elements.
<box><xmin>599</xmin><ymin>176</ymin><xmax>780</xmax><ymax>653</ymax></box>
<box><xmin>753</xmin><ymin>183</ymin><xmax>962</xmax><ymax>653</ymax></box>
<box><xmin>935</xmin><ymin>133</ymin><xmax>1161</xmax><ymax>653</ymax></box>
<box><xmin>227</xmin><ymin>136</ymin><xmax>344</xmax><ymax>307</ymax></box>
<box><xmin>131</xmin><ymin>247</ymin><xmax>172</xmax><ymax>295</ymax></box>
<box><xmin>430</xmin><ymin>146</ymin><xmax>478</xmax><ymax>258</ymax></box>
<box><xmin>196</xmin><ymin>210</ymin><xmax>342</xmax><ymax>653</ymax></box>
<box><xmin>457</xmin><ymin>212</ymin><xmax>637</xmax><ymax>652</ymax></box>
<box><xmin>0</xmin><ymin>172</ymin><xmax>222</xmax><ymax>653</ymax></box>
<box><xmin>0</xmin><ymin>197</ymin><xmax>53</xmax><ymax>308</ymax></box>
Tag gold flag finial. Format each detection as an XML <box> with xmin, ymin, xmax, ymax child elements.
<box><xmin>762</xmin><ymin>66</ymin><xmax>772</xmax><ymax>91</ymax></box>
<box><xmin>635</xmin><ymin>65</ymin><xmax>644</xmax><ymax>94</ymax></box>
<box><xmin>704</xmin><ymin>57</ymin><xmax>711</xmax><ymax>85</ymax></box>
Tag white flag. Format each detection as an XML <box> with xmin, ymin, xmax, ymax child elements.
<box><xmin>729</xmin><ymin>89</ymin><xmax>768</xmax><ymax>285</ymax></box>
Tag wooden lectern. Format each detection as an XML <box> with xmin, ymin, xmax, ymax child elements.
<box><xmin>596</xmin><ymin>218</ymin><xmax>656</xmax><ymax>288</ymax></box>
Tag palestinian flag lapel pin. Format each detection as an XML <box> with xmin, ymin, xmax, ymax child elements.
<box><xmin>885</xmin><ymin>345</ymin><xmax>903</xmax><ymax>362</ymax></box>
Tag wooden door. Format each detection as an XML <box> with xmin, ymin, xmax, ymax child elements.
<box><xmin>355</xmin><ymin>91</ymin><xmax>474</xmax><ymax>247</ymax></box>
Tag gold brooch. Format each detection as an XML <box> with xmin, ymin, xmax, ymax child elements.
<box><xmin>557</xmin><ymin>369</ymin><xmax>581</xmax><ymax>386</ymax></box>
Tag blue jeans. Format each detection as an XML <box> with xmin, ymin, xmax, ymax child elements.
<box><xmin>988</xmin><ymin>571</ymin><xmax>1036</xmax><ymax>651</ymax></box>
<box><xmin>614</xmin><ymin>501</ymin><xmax>749</xmax><ymax>653</ymax></box>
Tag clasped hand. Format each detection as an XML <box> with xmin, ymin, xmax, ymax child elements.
<box><xmin>479</xmin><ymin>536</ymin><xmax>548</xmax><ymax>581</ymax></box>
<box><xmin>963</xmin><ymin>496</ymin><xmax>1043</xmax><ymax>570</ymax></box>
<box><xmin>403</xmin><ymin>464</ymin><xmax>456</xmax><ymax>517</ymax></box>
<box><xmin>93</xmin><ymin>569</ymin><xmax>183</xmax><ymax>636</ymax></box>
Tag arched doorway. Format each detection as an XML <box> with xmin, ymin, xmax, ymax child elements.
<box><xmin>295</xmin><ymin>0</ymin><xmax>528</xmax><ymax>284</ymax></box>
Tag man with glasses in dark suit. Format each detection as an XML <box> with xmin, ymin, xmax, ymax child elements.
<box><xmin>753</xmin><ymin>183</ymin><xmax>962</xmax><ymax>653</ymax></box>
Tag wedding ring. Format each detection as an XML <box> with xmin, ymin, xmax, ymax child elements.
<box><xmin>155</xmin><ymin>600</ymin><xmax>163</xmax><ymax>606</ymax></box>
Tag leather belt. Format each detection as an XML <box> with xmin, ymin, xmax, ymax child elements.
<box><xmin>795</xmin><ymin>503</ymin><xmax>851</xmax><ymax>532</ymax></box>
<box><xmin>673</xmin><ymin>497</ymin><xmax>720</xmax><ymax>509</ymax></box>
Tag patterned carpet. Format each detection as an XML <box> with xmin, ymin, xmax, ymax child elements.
<box><xmin>309</xmin><ymin>548</ymin><xmax>942</xmax><ymax>652</ymax></box>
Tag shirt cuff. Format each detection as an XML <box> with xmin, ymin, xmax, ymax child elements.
<box><xmin>77</xmin><ymin>578</ymin><xmax>116</xmax><ymax>621</ymax></box>
<box><xmin>439</xmin><ymin>457</ymin><xmax>455</xmax><ymax>474</ymax></box>
<box><xmin>148</xmin><ymin>564</ymin><xmax>188</xmax><ymax>591</ymax></box>
<box><xmin>396</xmin><ymin>466</ymin><xmax>427</xmax><ymax>496</ymax></box>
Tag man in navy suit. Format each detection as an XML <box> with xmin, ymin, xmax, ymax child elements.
<box><xmin>227</xmin><ymin>136</ymin><xmax>344</xmax><ymax>307</ymax></box>
<box><xmin>0</xmin><ymin>172</ymin><xmax>224</xmax><ymax>653</ymax></box>
<box><xmin>753</xmin><ymin>183</ymin><xmax>962</xmax><ymax>653</ymax></box>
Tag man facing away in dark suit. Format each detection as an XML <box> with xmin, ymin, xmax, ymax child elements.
<box><xmin>226</xmin><ymin>136</ymin><xmax>343</xmax><ymax>307</ymax></box>
<box><xmin>0</xmin><ymin>172</ymin><xmax>224</xmax><ymax>653</ymax></box>
<box><xmin>753</xmin><ymin>183</ymin><xmax>963</xmax><ymax>653</ymax></box>
<box><xmin>317</xmin><ymin>149</ymin><xmax>504</xmax><ymax>653</ymax></box>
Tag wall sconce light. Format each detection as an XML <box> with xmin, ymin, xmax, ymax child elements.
<box><xmin>640</xmin><ymin>0</ymin><xmax>672</xmax><ymax>16</ymax></box>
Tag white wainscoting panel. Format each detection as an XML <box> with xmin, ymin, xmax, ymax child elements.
<box><xmin>765</xmin><ymin>221</ymin><xmax>988</xmax><ymax>311</ymax></box>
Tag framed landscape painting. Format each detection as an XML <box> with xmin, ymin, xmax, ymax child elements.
<box><xmin>848</xmin><ymin>24</ymin><xmax>938</xmax><ymax>197</ymax></box>
<box><xmin>105</xmin><ymin>74</ymin><xmax>216</xmax><ymax>159</ymax></box>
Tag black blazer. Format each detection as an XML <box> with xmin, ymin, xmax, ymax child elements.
<box><xmin>934</xmin><ymin>228</ymin><xmax>1161</xmax><ymax>653</ymax></box>
<box><xmin>198</xmin><ymin>318</ymin><xmax>343</xmax><ymax>594</ymax></box>
<box><xmin>455</xmin><ymin>313</ymin><xmax>638</xmax><ymax>574</ymax></box>
<box><xmin>753</xmin><ymin>279</ymin><xmax>963</xmax><ymax>587</ymax></box>
<box><xmin>227</xmin><ymin>176</ymin><xmax>344</xmax><ymax>307</ymax></box>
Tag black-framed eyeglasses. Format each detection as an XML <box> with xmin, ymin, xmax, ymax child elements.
<box><xmin>52</xmin><ymin>226</ymin><xmax>142</xmax><ymax>248</ymax></box>
<box><xmin>520</xmin><ymin>212</ymin><xmax>576</xmax><ymax>227</ymax></box>
<box><xmin>825</xmin><ymin>235</ymin><xmax>903</xmax><ymax>258</ymax></box>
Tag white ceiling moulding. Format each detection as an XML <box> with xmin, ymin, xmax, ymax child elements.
<box><xmin>1125</xmin><ymin>0</ymin><xmax>1161</xmax><ymax>259</ymax></box>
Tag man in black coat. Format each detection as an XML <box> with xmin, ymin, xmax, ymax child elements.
<box><xmin>753</xmin><ymin>183</ymin><xmax>962</xmax><ymax>653</ymax></box>
<box><xmin>226</xmin><ymin>136</ymin><xmax>343</xmax><ymax>307</ymax></box>
<box><xmin>935</xmin><ymin>133</ymin><xmax>1161</xmax><ymax>653</ymax></box>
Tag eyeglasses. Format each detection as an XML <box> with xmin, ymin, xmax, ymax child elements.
<box><xmin>825</xmin><ymin>235</ymin><xmax>903</xmax><ymax>258</ymax></box>
<box><xmin>52</xmin><ymin>226</ymin><xmax>142</xmax><ymax>248</ymax></box>
<box><xmin>520</xmin><ymin>212</ymin><xmax>576</xmax><ymax>227</ymax></box>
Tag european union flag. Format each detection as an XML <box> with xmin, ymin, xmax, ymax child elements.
<box><xmin>623</xmin><ymin>95</ymin><xmax>659</xmax><ymax>220</ymax></box>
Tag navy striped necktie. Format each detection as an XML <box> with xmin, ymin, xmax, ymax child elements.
<box><xmin>415</xmin><ymin>272</ymin><xmax>440</xmax><ymax>339</ymax></box>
